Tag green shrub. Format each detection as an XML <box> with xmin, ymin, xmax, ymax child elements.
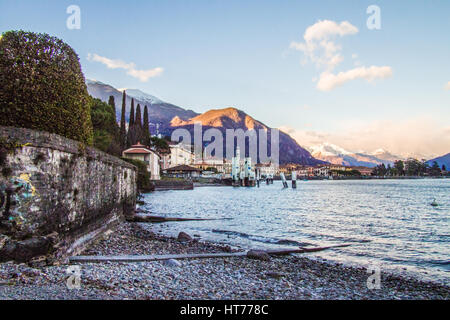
<box><xmin>90</xmin><ymin>97</ymin><xmax>121</xmax><ymax>156</ymax></box>
<box><xmin>121</xmin><ymin>157</ymin><xmax>153</xmax><ymax>192</ymax></box>
<box><xmin>0</xmin><ymin>30</ymin><xmax>93</xmax><ymax>144</ymax></box>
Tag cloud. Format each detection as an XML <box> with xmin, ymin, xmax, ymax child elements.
<box><xmin>87</xmin><ymin>53</ymin><xmax>163</xmax><ymax>82</ymax></box>
<box><xmin>281</xmin><ymin>116</ymin><xmax>450</xmax><ymax>159</ymax></box>
<box><xmin>290</xmin><ymin>20</ymin><xmax>358</xmax><ymax>71</ymax></box>
<box><xmin>290</xmin><ymin>20</ymin><xmax>392</xmax><ymax>91</ymax></box>
<box><xmin>445</xmin><ymin>81</ymin><xmax>450</xmax><ymax>90</ymax></box>
<box><xmin>317</xmin><ymin>66</ymin><xmax>393</xmax><ymax>91</ymax></box>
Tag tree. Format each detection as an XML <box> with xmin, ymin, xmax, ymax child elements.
<box><xmin>430</xmin><ymin>161</ymin><xmax>441</xmax><ymax>176</ymax></box>
<box><xmin>120</xmin><ymin>91</ymin><xmax>127</xmax><ymax>149</ymax></box>
<box><xmin>126</xmin><ymin>98</ymin><xmax>135</xmax><ymax>148</ymax></box>
<box><xmin>151</xmin><ymin>136</ymin><xmax>169</xmax><ymax>152</ymax></box>
<box><xmin>0</xmin><ymin>30</ymin><xmax>92</xmax><ymax>144</ymax></box>
<box><xmin>90</xmin><ymin>97</ymin><xmax>121</xmax><ymax>156</ymax></box>
<box><xmin>142</xmin><ymin>105</ymin><xmax>151</xmax><ymax>146</ymax></box>
<box><xmin>129</xmin><ymin>98</ymin><xmax>135</xmax><ymax>126</ymax></box>
<box><xmin>394</xmin><ymin>160</ymin><xmax>405</xmax><ymax>176</ymax></box>
<box><xmin>443</xmin><ymin>164</ymin><xmax>447</xmax><ymax>172</ymax></box>
<box><xmin>134</xmin><ymin>104</ymin><xmax>143</xmax><ymax>143</ymax></box>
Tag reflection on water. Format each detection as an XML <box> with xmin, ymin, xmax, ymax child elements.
<box><xmin>142</xmin><ymin>179</ymin><xmax>450</xmax><ymax>283</ymax></box>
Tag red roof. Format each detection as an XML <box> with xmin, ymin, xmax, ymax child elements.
<box><xmin>123</xmin><ymin>142</ymin><xmax>152</xmax><ymax>154</ymax></box>
<box><xmin>124</xmin><ymin>148</ymin><xmax>152</xmax><ymax>154</ymax></box>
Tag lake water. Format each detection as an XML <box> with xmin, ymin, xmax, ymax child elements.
<box><xmin>141</xmin><ymin>179</ymin><xmax>450</xmax><ymax>284</ymax></box>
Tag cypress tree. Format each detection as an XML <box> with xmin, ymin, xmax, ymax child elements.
<box><xmin>126</xmin><ymin>98</ymin><xmax>135</xmax><ymax>148</ymax></box>
<box><xmin>120</xmin><ymin>91</ymin><xmax>127</xmax><ymax>149</ymax></box>
<box><xmin>107</xmin><ymin>95</ymin><xmax>120</xmax><ymax>147</ymax></box>
<box><xmin>143</xmin><ymin>105</ymin><xmax>150</xmax><ymax>147</ymax></box>
<box><xmin>135</xmin><ymin>104</ymin><xmax>143</xmax><ymax>144</ymax></box>
<box><xmin>108</xmin><ymin>95</ymin><xmax>116</xmax><ymax>114</ymax></box>
<box><xmin>129</xmin><ymin>98</ymin><xmax>135</xmax><ymax>126</ymax></box>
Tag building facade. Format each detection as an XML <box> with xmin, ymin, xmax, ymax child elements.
<box><xmin>122</xmin><ymin>142</ymin><xmax>161</xmax><ymax>180</ymax></box>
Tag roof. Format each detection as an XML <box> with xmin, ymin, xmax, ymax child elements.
<box><xmin>166</xmin><ymin>165</ymin><xmax>202</xmax><ymax>172</ymax></box>
<box><xmin>123</xmin><ymin>142</ymin><xmax>153</xmax><ymax>155</ymax></box>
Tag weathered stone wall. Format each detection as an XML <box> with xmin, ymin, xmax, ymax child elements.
<box><xmin>0</xmin><ymin>126</ymin><xmax>137</xmax><ymax>264</ymax></box>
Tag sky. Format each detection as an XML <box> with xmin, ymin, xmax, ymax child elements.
<box><xmin>1</xmin><ymin>0</ymin><xmax>449</xmax><ymax>158</ymax></box>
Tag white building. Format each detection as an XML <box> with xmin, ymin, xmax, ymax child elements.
<box><xmin>255</xmin><ymin>162</ymin><xmax>278</xmax><ymax>178</ymax></box>
<box><xmin>122</xmin><ymin>142</ymin><xmax>161</xmax><ymax>180</ymax></box>
<box><xmin>169</xmin><ymin>143</ymin><xmax>194</xmax><ymax>167</ymax></box>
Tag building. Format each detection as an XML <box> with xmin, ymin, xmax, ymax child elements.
<box><xmin>314</xmin><ymin>165</ymin><xmax>330</xmax><ymax>177</ymax></box>
<box><xmin>350</xmin><ymin>166</ymin><xmax>374</xmax><ymax>176</ymax></box>
<box><xmin>193</xmin><ymin>159</ymin><xmax>225</xmax><ymax>173</ymax></box>
<box><xmin>165</xmin><ymin>165</ymin><xmax>202</xmax><ymax>179</ymax></box>
<box><xmin>169</xmin><ymin>143</ymin><xmax>194</xmax><ymax>167</ymax></box>
<box><xmin>255</xmin><ymin>162</ymin><xmax>278</xmax><ymax>178</ymax></box>
<box><xmin>122</xmin><ymin>142</ymin><xmax>161</xmax><ymax>180</ymax></box>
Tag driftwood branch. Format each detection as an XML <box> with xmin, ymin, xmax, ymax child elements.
<box><xmin>126</xmin><ymin>215</ymin><xmax>233</xmax><ymax>223</ymax></box>
<box><xmin>69</xmin><ymin>244</ymin><xmax>351</xmax><ymax>263</ymax></box>
<box><xmin>266</xmin><ymin>244</ymin><xmax>351</xmax><ymax>256</ymax></box>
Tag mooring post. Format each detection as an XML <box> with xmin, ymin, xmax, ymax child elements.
<box><xmin>292</xmin><ymin>171</ymin><xmax>297</xmax><ymax>189</ymax></box>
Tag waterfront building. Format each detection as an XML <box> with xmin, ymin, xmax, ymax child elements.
<box><xmin>122</xmin><ymin>142</ymin><xmax>161</xmax><ymax>180</ymax></box>
<box><xmin>169</xmin><ymin>142</ymin><xmax>195</xmax><ymax>167</ymax></box>
<box><xmin>165</xmin><ymin>164</ymin><xmax>202</xmax><ymax>179</ymax></box>
<box><xmin>255</xmin><ymin>162</ymin><xmax>277</xmax><ymax>178</ymax></box>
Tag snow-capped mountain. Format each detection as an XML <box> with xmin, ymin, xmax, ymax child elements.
<box><xmin>86</xmin><ymin>79</ymin><xmax>198</xmax><ymax>127</ymax></box>
<box><xmin>369</xmin><ymin>149</ymin><xmax>399</xmax><ymax>162</ymax></box>
<box><xmin>309</xmin><ymin>143</ymin><xmax>399</xmax><ymax>167</ymax></box>
<box><xmin>310</xmin><ymin>143</ymin><xmax>352</xmax><ymax>157</ymax></box>
<box><xmin>118</xmin><ymin>88</ymin><xmax>164</xmax><ymax>105</ymax></box>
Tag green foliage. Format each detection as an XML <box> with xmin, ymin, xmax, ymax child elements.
<box><xmin>126</xmin><ymin>98</ymin><xmax>135</xmax><ymax>148</ymax></box>
<box><xmin>142</xmin><ymin>105</ymin><xmax>151</xmax><ymax>146</ymax></box>
<box><xmin>0</xmin><ymin>30</ymin><xmax>93</xmax><ymax>144</ymax></box>
<box><xmin>151</xmin><ymin>136</ymin><xmax>169</xmax><ymax>152</ymax></box>
<box><xmin>121</xmin><ymin>157</ymin><xmax>153</xmax><ymax>192</ymax></box>
<box><xmin>429</xmin><ymin>161</ymin><xmax>442</xmax><ymax>176</ymax></box>
<box><xmin>90</xmin><ymin>97</ymin><xmax>121</xmax><ymax>156</ymax></box>
<box><xmin>120</xmin><ymin>91</ymin><xmax>127</xmax><ymax>149</ymax></box>
<box><xmin>331</xmin><ymin>169</ymin><xmax>361</xmax><ymax>176</ymax></box>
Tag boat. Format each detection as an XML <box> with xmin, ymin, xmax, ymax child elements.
<box><xmin>430</xmin><ymin>198</ymin><xmax>439</xmax><ymax>207</ymax></box>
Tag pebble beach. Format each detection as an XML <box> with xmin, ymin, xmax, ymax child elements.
<box><xmin>0</xmin><ymin>222</ymin><xmax>448</xmax><ymax>300</ymax></box>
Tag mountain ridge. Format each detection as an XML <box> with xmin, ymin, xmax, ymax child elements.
<box><xmin>86</xmin><ymin>80</ymin><xmax>323</xmax><ymax>165</ymax></box>
<box><xmin>309</xmin><ymin>142</ymin><xmax>399</xmax><ymax>167</ymax></box>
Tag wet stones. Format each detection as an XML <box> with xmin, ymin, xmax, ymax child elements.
<box><xmin>247</xmin><ymin>250</ymin><xmax>271</xmax><ymax>261</ymax></box>
<box><xmin>177</xmin><ymin>232</ymin><xmax>193</xmax><ymax>242</ymax></box>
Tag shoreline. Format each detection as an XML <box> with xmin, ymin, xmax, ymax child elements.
<box><xmin>0</xmin><ymin>222</ymin><xmax>448</xmax><ymax>300</ymax></box>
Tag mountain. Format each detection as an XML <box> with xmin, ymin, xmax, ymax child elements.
<box><xmin>310</xmin><ymin>143</ymin><xmax>398</xmax><ymax>167</ymax></box>
<box><xmin>426</xmin><ymin>153</ymin><xmax>450</xmax><ymax>169</ymax></box>
<box><xmin>171</xmin><ymin>107</ymin><xmax>324</xmax><ymax>165</ymax></box>
<box><xmin>86</xmin><ymin>80</ymin><xmax>198</xmax><ymax>132</ymax></box>
<box><xmin>86</xmin><ymin>80</ymin><xmax>322</xmax><ymax>165</ymax></box>
<box><xmin>368</xmin><ymin>149</ymin><xmax>400</xmax><ymax>163</ymax></box>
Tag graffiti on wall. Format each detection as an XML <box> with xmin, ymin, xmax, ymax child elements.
<box><xmin>0</xmin><ymin>173</ymin><xmax>37</xmax><ymax>225</ymax></box>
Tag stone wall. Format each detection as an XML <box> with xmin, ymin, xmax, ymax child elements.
<box><xmin>0</xmin><ymin>126</ymin><xmax>137</xmax><ymax>264</ymax></box>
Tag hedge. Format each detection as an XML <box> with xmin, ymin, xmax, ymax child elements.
<box><xmin>0</xmin><ymin>30</ymin><xmax>93</xmax><ymax>144</ymax></box>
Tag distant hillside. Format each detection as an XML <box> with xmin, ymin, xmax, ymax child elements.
<box><xmin>426</xmin><ymin>153</ymin><xmax>450</xmax><ymax>169</ymax></box>
<box><xmin>86</xmin><ymin>80</ymin><xmax>323</xmax><ymax>165</ymax></box>
<box><xmin>86</xmin><ymin>80</ymin><xmax>198</xmax><ymax>132</ymax></box>
<box><xmin>171</xmin><ymin>108</ymin><xmax>324</xmax><ymax>165</ymax></box>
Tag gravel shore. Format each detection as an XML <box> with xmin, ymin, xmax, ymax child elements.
<box><xmin>0</xmin><ymin>222</ymin><xmax>448</xmax><ymax>300</ymax></box>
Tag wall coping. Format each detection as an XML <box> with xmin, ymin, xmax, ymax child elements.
<box><xmin>0</xmin><ymin>126</ymin><xmax>136</xmax><ymax>170</ymax></box>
